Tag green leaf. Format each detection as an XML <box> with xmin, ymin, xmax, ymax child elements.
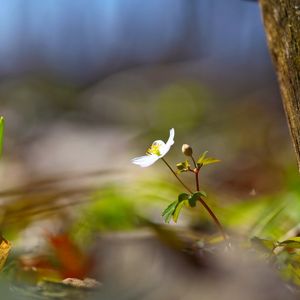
<box><xmin>192</xmin><ymin>191</ymin><xmax>207</xmax><ymax>199</ymax></box>
<box><xmin>188</xmin><ymin>191</ymin><xmax>207</xmax><ymax>207</ymax></box>
<box><xmin>178</xmin><ymin>193</ymin><xmax>189</xmax><ymax>202</ymax></box>
<box><xmin>176</xmin><ymin>160</ymin><xmax>190</xmax><ymax>173</ymax></box>
<box><xmin>188</xmin><ymin>195</ymin><xmax>197</xmax><ymax>207</ymax></box>
<box><xmin>173</xmin><ymin>200</ymin><xmax>187</xmax><ymax>223</ymax></box>
<box><xmin>162</xmin><ymin>194</ymin><xmax>192</xmax><ymax>223</ymax></box>
<box><xmin>196</xmin><ymin>151</ymin><xmax>208</xmax><ymax>166</ymax></box>
<box><xmin>197</xmin><ymin>151</ymin><xmax>220</xmax><ymax>167</ymax></box>
<box><xmin>202</xmin><ymin>158</ymin><xmax>221</xmax><ymax>166</ymax></box>
<box><xmin>199</xmin><ymin>190</ymin><xmax>207</xmax><ymax>198</ymax></box>
<box><xmin>279</xmin><ymin>237</ymin><xmax>300</xmax><ymax>249</ymax></box>
<box><xmin>162</xmin><ymin>200</ymin><xmax>178</xmax><ymax>223</ymax></box>
<box><xmin>176</xmin><ymin>163</ymin><xmax>185</xmax><ymax>171</ymax></box>
<box><xmin>0</xmin><ymin>117</ymin><xmax>4</xmax><ymax>158</ymax></box>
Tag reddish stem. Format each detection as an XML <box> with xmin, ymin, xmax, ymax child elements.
<box><xmin>195</xmin><ymin>170</ymin><xmax>200</xmax><ymax>192</ymax></box>
<box><xmin>162</xmin><ymin>157</ymin><xmax>228</xmax><ymax>243</ymax></box>
<box><xmin>197</xmin><ymin>197</ymin><xmax>227</xmax><ymax>242</ymax></box>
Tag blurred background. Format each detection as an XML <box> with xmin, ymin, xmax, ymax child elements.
<box><xmin>0</xmin><ymin>0</ymin><xmax>299</xmax><ymax>299</ymax></box>
<box><xmin>0</xmin><ymin>0</ymin><xmax>290</xmax><ymax>190</ymax></box>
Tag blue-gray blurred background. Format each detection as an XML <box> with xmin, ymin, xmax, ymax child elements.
<box><xmin>0</xmin><ymin>0</ymin><xmax>270</xmax><ymax>83</ymax></box>
<box><xmin>0</xmin><ymin>0</ymin><xmax>292</xmax><ymax>199</ymax></box>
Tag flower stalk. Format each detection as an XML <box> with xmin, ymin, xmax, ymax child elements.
<box><xmin>161</xmin><ymin>158</ymin><xmax>193</xmax><ymax>193</ymax></box>
<box><xmin>163</xmin><ymin>157</ymin><xmax>227</xmax><ymax>242</ymax></box>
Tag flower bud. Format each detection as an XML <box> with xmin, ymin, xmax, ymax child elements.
<box><xmin>182</xmin><ymin>144</ymin><xmax>193</xmax><ymax>156</ymax></box>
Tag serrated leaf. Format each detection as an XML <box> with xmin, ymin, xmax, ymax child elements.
<box><xmin>0</xmin><ymin>117</ymin><xmax>4</xmax><ymax>158</ymax></box>
<box><xmin>173</xmin><ymin>200</ymin><xmax>187</xmax><ymax>223</ymax></box>
<box><xmin>202</xmin><ymin>157</ymin><xmax>221</xmax><ymax>166</ymax></box>
<box><xmin>162</xmin><ymin>194</ymin><xmax>192</xmax><ymax>223</ymax></box>
<box><xmin>279</xmin><ymin>237</ymin><xmax>300</xmax><ymax>249</ymax></box>
<box><xmin>162</xmin><ymin>200</ymin><xmax>178</xmax><ymax>223</ymax></box>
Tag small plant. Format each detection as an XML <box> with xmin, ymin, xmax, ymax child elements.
<box><xmin>132</xmin><ymin>128</ymin><xmax>226</xmax><ymax>241</ymax></box>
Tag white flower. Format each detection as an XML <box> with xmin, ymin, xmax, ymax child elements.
<box><xmin>131</xmin><ymin>128</ymin><xmax>175</xmax><ymax>167</ymax></box>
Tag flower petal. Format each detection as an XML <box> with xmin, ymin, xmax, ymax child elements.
<box><xmin>166</xmin><ymin>128</ymin><xmax>175</xmax><ymax>147</ymax></box>
<box><xmin>159</xmin><ymin>143</ymin><xmax>169</xmax><ymax>157</ymax></box>
<box><xmin>131</xmin><ymin>128</ymin><xmax>175</xmax><ymax>167</ymax></box>
<box><xmin>159</xmin><ymin>128</ymin><xmax>175</xmax><ymax>157</ymax></box>
<box><xmin>131</xmin><ymin>155</ymin><xmax>159</xmax><ymax>167</ymax></box>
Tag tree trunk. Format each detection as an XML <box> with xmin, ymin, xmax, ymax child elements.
<box><xmin>259</xmin><ymin>0</ymin><xmax>300</xmax><ymax>170</ymax></box>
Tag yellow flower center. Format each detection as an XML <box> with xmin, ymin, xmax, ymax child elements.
<box><xmin>146</xmin><ymin>143</ymin><xmax>161</xmax><ymax>156</ymax></box>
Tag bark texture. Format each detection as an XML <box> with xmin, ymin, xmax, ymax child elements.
<box><xmin>259</xmin><ymin>0</ymin><xmax>300</xmax><ymax>170</ymax></box>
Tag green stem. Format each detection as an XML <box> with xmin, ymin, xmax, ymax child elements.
<box><xmin>191</xmin><ymin>155</ymin><xmax>197</xmax><ymax>169</ymax></box>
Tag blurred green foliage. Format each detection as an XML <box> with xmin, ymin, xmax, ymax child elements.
<box><xmin>71</xmin><ymin>185</ymin><xmax>139</xmax><ymax>243</ymax></box>
<box><xmin>222</xmin><ymin>167</ymin><xmax>300</xmax><ymax>240</ymax></box>
<box><xmin>70</xmin><ymin>179</ymin><xmax>186</xmax><ymax>243</ymax></box>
